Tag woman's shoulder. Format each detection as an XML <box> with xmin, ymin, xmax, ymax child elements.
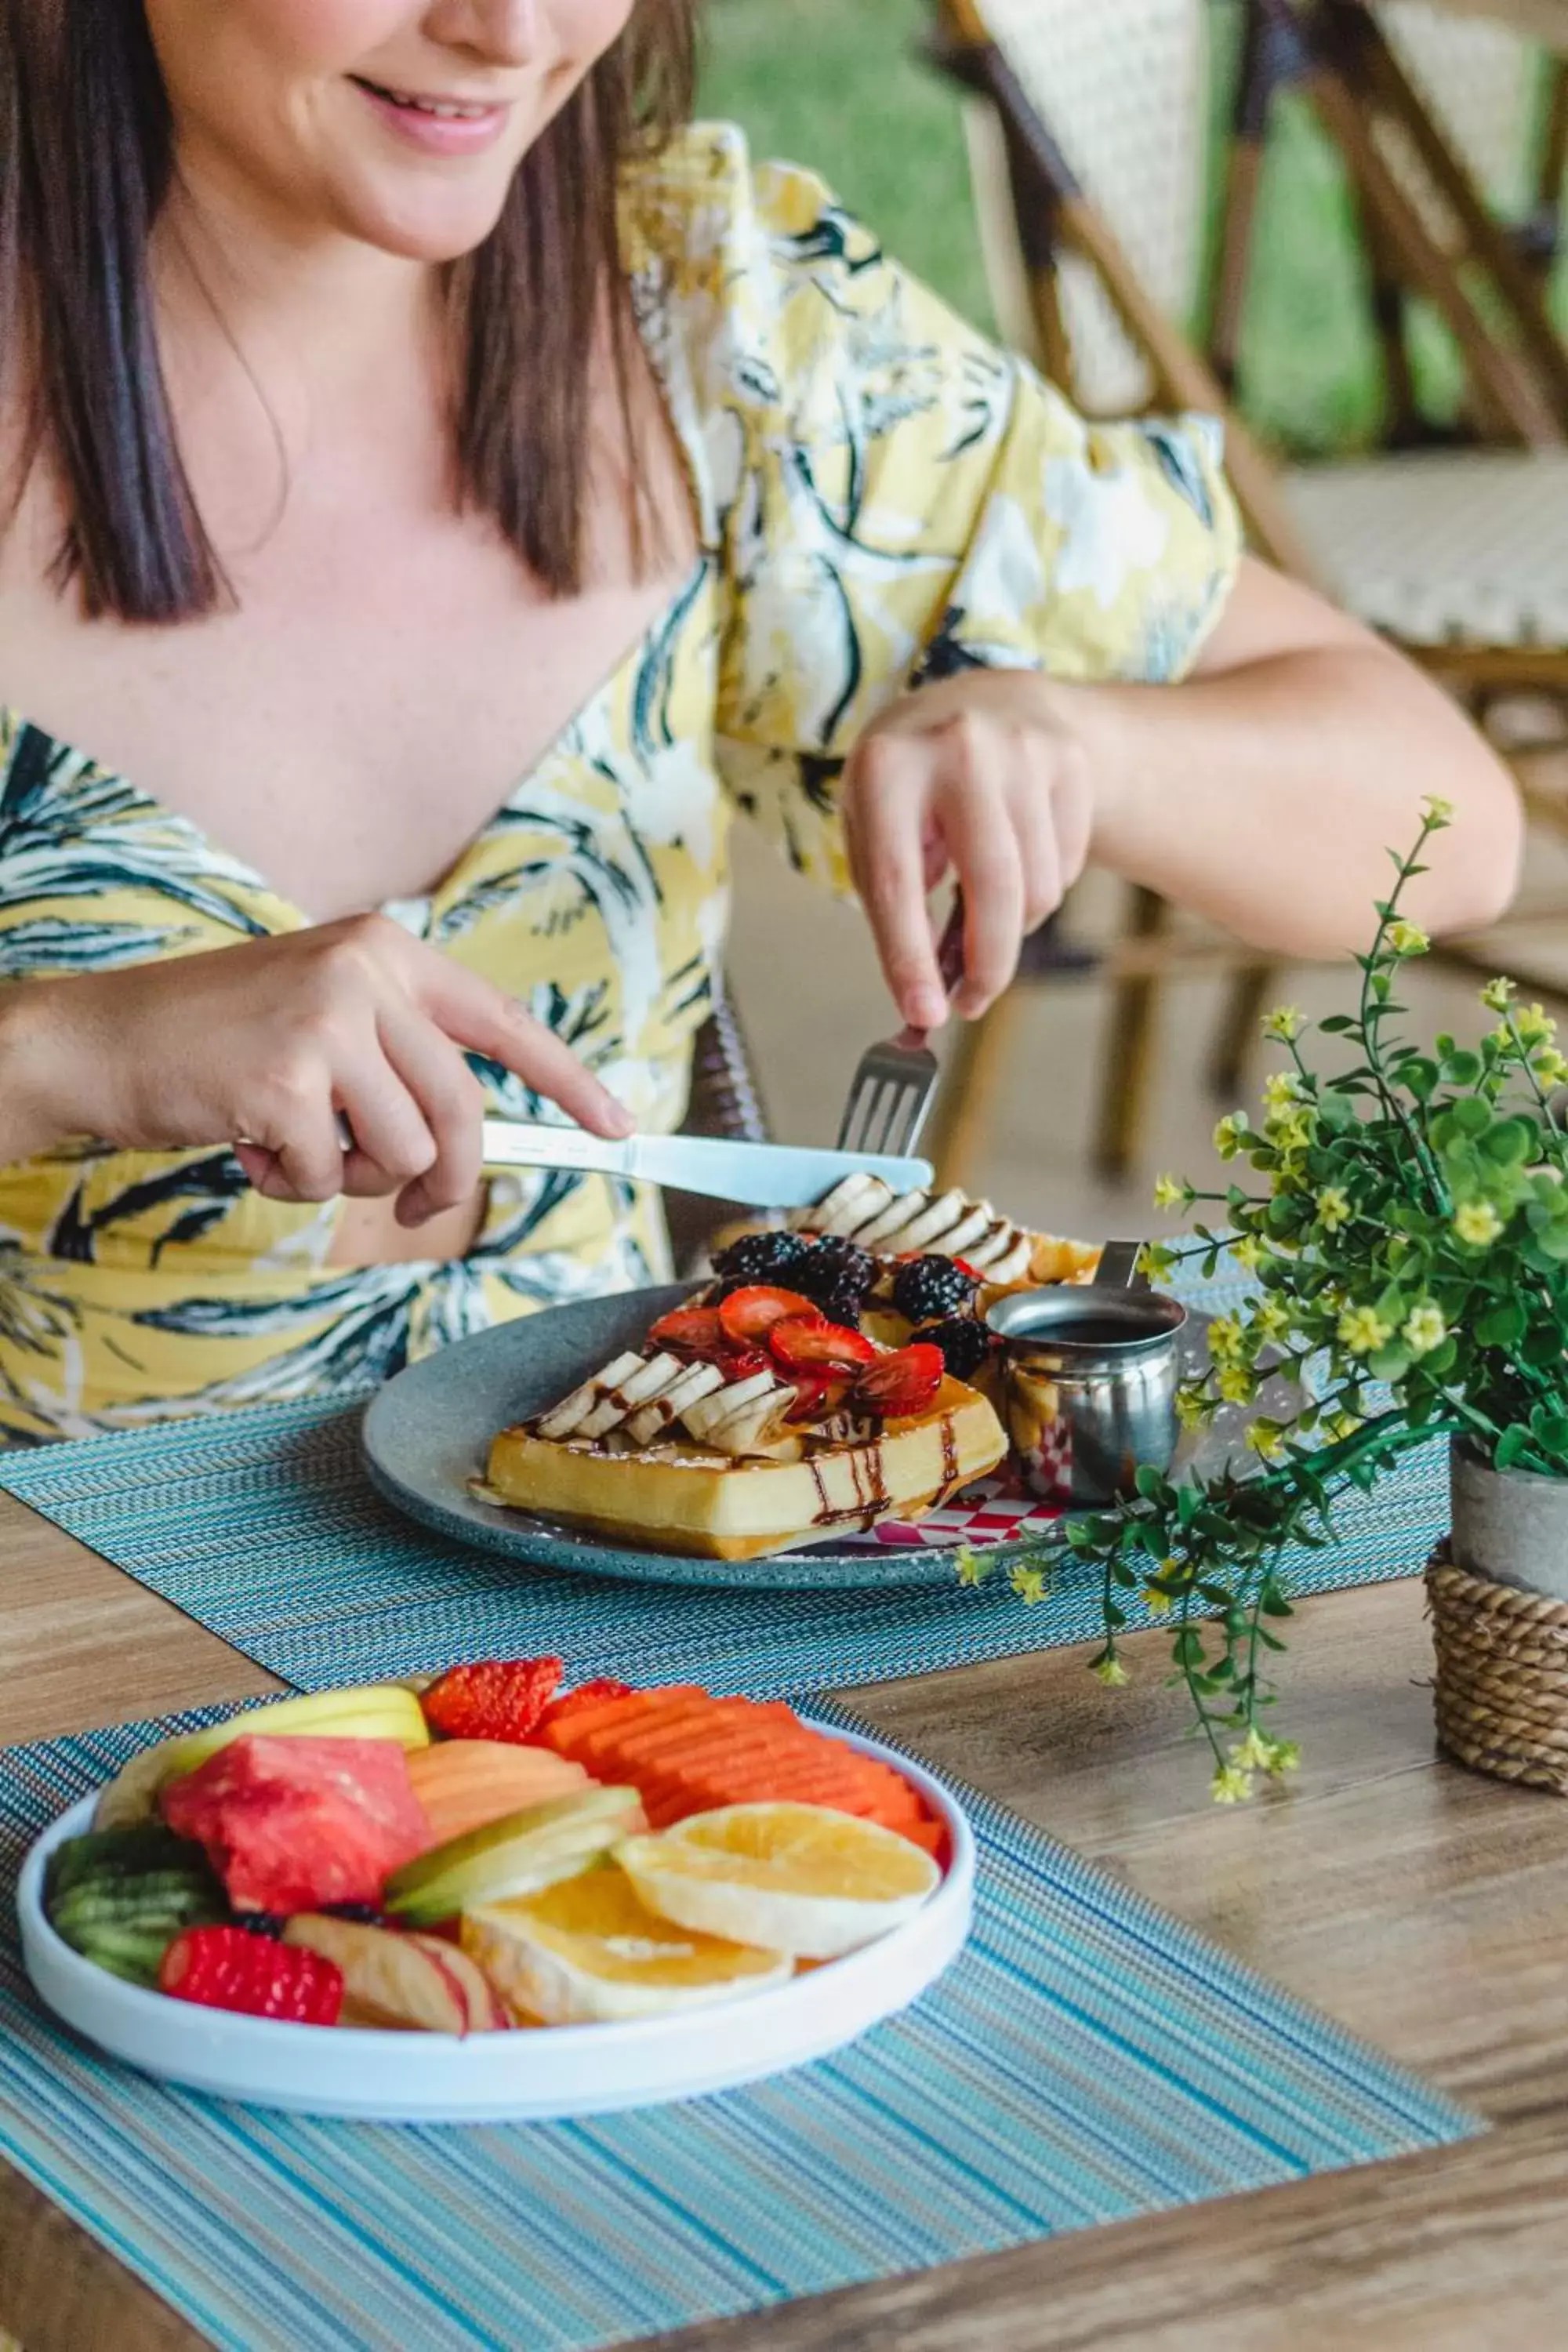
<box><xmin>619</xmin><ymin>122</ymin><xmax>993</xmax><ymax>423</ymax></box>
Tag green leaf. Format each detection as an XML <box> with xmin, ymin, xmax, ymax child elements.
<box><xmin>1133</xmin><ymin>1464</ymin><xmax>1167</xmax><ymax>1502</ymax></box>
<box><xmin>1319</xmin><ymin>1014</ymin><xmax>1358</xmax><ymax>1036</ymax></box>
<box><xmin>1476</xmin><ymin>1298</ymin><xmax>1527</xmax><ymax>1347</ymax></box>
<box><xmin>1482</xmin><ymin>1118</ymin><xmax>1534</xmax><ymax>1168</ymax></box>
<box><xmin>1495</xmin><ymin>1425</ymin><xmax>1533</xmax><ymax>1470</ymax></box>
<box><xmin>1399</xmin><ymin>1058</ymin><xmax>1439</xmax><ymax>1102</ymax></box>
<box><xmin>1439</xmin><ymin>1047</ymin><xmax>1482</xmax><ymax>1087</ymax></box>
<box><xmin>1368</xmin><ymin>1343</ymin><xmax>1411</xmax><ymax>1381</ymax></box>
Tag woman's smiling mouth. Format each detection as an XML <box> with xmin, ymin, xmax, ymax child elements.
<box><xmin>350</xmin><ymin>75</ymin><xmax>513</xmax><ymax>154</ymax></box>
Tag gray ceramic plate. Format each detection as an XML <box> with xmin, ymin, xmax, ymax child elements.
<box><xmin>361</xmin><ymin>1283</ymin><xmax>1291</xmax><ymax>1592</ymax></box>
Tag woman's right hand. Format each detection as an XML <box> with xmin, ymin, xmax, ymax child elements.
<box><xmin>9</xmin><ymin>914</ymin><xmax>633</xmax><ymax>1226</ymax></box>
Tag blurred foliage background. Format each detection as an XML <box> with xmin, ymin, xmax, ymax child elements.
<box><xmin>699</xmin><ymin>0</ymin><xmax>1562</xmax><ymax>455</ymax></box>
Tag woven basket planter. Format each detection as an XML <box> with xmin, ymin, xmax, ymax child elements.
<box><xmin>1427</xmin><ymin>1440</ymin><xmax>1568</xmax><ymax>1793</ymax></box>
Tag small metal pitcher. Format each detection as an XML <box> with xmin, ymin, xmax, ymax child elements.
<box><xmin>985</xmin><ymin>1240</ymin><xmax>1188</xmax><ymax>1507</ymax></box>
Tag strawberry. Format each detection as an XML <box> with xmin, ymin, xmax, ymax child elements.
<box><xmin>852</xmin><ymin>1342</ymin><xmax>945</xmax><ymax>1420</ymax></box>
<box><xmin>769</xmin><ymin>1316</ymin><xmax>877</xmax><ymax>1373</ymax></box>
<box><xmin>647</xmin><ymin>1305</ymin><xmax>728</xmax><ymax>1360</ymax></box>
<box><xmin>717</xmin><ymin>1286</ymin><xmax>818</xmax><ymax>1344</ymax></box>
<box><xmin>717</xmin><ymin>1345</ymin><xmax>772</xmax><ymax>1381</ymax></box>
<box><xmin>535</xmin><ymin>1677</ymin><xmax>636</xmax><ymax>1735</ymax></box>
<box><xmin>159</xmin><ymin>1924</ymin><xmax>343</xmax><ymax>2025</ymax></box>
<box><xmin>420</xmin><ymin>1657</ymin><xmax>563</xmax><ymax>1744</ymax></box>
<box><xmin>784</xmin><ymin>1372</ymin><xmax>849</xmax><ymax>1423</ymax></box>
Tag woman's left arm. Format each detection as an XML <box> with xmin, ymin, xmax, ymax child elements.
<box><xmin>842</xmin><ymin>556</ymin><xmax>1523</xmax><ymax>1029</ymax></box>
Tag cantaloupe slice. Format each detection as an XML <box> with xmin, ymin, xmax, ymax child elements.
<box><xmin>407</xmin><ymin>1740</ymin><xmax>590</xmax><ymax>1849</ymax></box>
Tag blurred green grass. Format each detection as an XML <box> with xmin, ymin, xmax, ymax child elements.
<box><xmin>699</xmin><ymin>0</ymin><xmax>1555</xmax><ymax>454</ymax></box>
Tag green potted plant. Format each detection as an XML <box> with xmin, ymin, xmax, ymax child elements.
<box><xmin>965</xmin><ymin>798</ymin><xmax>1568</xmax><ymax>1800</ymax></box>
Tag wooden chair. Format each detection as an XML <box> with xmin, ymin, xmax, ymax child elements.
<box><xmin>927</xmin><ymin>0</ymin><xmax>1568</xmax><ymax>1186</ymax></box>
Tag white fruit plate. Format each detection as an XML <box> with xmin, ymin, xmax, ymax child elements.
<box><xmin>16</xmin><ymin>1728</ymin><xmax>974</xmax><ymax>2122</ymax></box>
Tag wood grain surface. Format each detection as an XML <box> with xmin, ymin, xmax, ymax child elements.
<box><xmin>5</xmin><ymin>1495</ymin><xmax>1567</xmax><ymax>2352</ymax></box>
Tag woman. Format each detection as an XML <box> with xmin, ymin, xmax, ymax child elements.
<box><xmin>0</xmin><ymin>1</ymin><xmax>1520</xmax><ymax>1440</ymax></box>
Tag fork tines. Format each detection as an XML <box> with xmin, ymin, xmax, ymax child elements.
<box><xmin>835</xmin><ymin>1035</ymin><xmax>940</xmax><ymax>1160</ymax></box>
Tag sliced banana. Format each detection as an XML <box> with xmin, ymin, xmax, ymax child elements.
<box><xmin>681</xmin><ymin>1370</ymin><xmax>793</xmax><ymax>1456</ymax></box>
<box><xmin>535</xmin><ymin>1351</ymin><xmax>644</xmax><ymax>1442</ymax></box>
<box><xmin>626</xmin><ymin>1359</ymin><xmax>723</xmax><ymax>1446</ymax></box>
<box><xmin>789</xmin><ymin>1175</ymin><xmax>1030</xmax><ymax>1284</ymax></box>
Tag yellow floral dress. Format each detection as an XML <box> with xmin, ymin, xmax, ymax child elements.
<box><xmin>0</xmin><ymin>125</ymin><xmax>1240</xmax><ymax>1440</ymax></box>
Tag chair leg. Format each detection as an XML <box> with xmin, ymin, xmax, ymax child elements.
<box><xmin>1208</xmin><ymin>966</ymin><xmax>1275</xmax><ymax>1103</ymax></box>
<box><xmin>927</xmin><ymin>989</ymin><xmax>1026</xmax><ymax>1199</ymax></box>
<box><xmin>1094</xmin><ymin>887</ymin><xmax>1167</xmax><ymax>1182</ymax></box>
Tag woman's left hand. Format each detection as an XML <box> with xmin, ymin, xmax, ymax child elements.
<box><xmin>840</xmin><ymin>670</ymin><xmax>1094</xmax><ymax>1031</ymax></box>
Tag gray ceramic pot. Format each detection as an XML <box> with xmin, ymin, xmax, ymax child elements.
<box><xmin>1450</xmin><ymin>1437</ymin><xmax>1568</xmax><ymax>1602</ymax></box>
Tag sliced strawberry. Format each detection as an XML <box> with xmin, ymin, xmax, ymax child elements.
<box><xmin>785</xmin><ymin>1373</ymin><xmax>848</xmax><ymax>1424</ymax></box>
<box><xmin>717</xmin><ymin>1344</ymin><xmax>772</xmax><ymax>1381</ymax></box>
<box><xmin>420</xmin><ymin>1657</ymin><xmax>563</xmax><ymax>1744</ymax></box>
<box><xmin>717</xmin><ymin>1287</ymin><xmax>818</xmax><ymax>1344</ymax></box>
<box><xmin>853</xmin><ymin>1342</ymin><xmax>944</xmax><ymax>1421</ymax></box>
<box><xmin>647</xmin><ymin>1305</ymin><xmax>728</xmax><ymax>1361</ymax></box>
<box><xmin>769</xmin><ymin>1317</ymin><xmax>877</xmax><ymax>1373</ymax></box>
<box><xmin>160</xmin><ymin>1925</ymin><xmax>343</xmax><ymax>2025</ymax></box>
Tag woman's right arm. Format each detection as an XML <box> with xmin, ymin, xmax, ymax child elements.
<box><xmin>0</xmin><ymin>916</ymin><xmax>633</xmax><ymax>1226</ymax></box>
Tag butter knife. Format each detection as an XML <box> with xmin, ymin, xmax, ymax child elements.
<box><xmin>477</xmin><ymin>1120</ymin><xmax>933</xmax><ymax>1210</ymax></box>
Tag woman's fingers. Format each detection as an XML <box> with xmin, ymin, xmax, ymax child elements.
<box><xmin>844</xmin><ymin>740</ymin><xmax>949</xmax><ymax>1030</ymax></box>
<box><xmin>938</xmin><ymin>746</ymin><xmax>1025</xmax><ymax>1017</ymax></box>
<box><xmin>373</xmin><ymin>1001</ymin><xmax>487</xmax><ymax>1227</ymax></box>
<box><xmin>420</xmin><ymin>957</ymin><xmax>633</xmax><ymax>1138</ymax></box>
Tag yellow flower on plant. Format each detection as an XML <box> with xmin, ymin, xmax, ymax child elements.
<box><xmin>1403</xmin><ymin>1303</ymin><xmax>1446</xmax><ymax>1357</ymax></box>
<box><xmin>1262</xmin><ymin>1071</ymin><xmax>1304</xmax><ymax>1114</ymax></box>
<box><xmin>1515</xmin><ymin>1003</ymin><xmax>1556</xmax><ymax>1047</ymax></box>
<box><xmin>1091</xmin><ymin>1651</ymin><xmax>1129</xmax><ymax>1688</ymax></box>
<box><xmin>1229</xmin><ymin>1234</ymin><xmax>1268</xmax><ymax>1274</ymax></box>
<box><xmin>1137</xmin><ymin>1241</ymin><xmax>1178</xmax><ymax>1283</ymax></box>
<box><xmin>1207</xmin><ymin>1315</ymin><xmax>1243</xmax><ymax>1363</ymax></box>
<box><xmin>1454</xmin><ymin>1199</ymin><xmax>1504</xmax><ymax>1247</ymax></box>
<box><xmin>1213</xmin><ymin>1113</ymin><xmax>1248</xmax><ymax>1160</ymax></box>
<box><xmin>1175</xmin><ymin>1386</ymin><xmax>1212</xmax><ymax>1432</ymax></box>
<box><xmin>1315</xmin><ymin>1186</ymin><xmax>1352</xmax><ymax>1233</ymax></box>
<box><xmin>1338</xmin><ymin>1304</ymin><xmax>1392</xmax><ymax>1356</ymax></box>
<box><xmin>1210</xmin><ymin>1763</ymin><xmax>1254</xmax><ymax>1806</ymax></box>
<box><xmin>954</xmin><ymin>1546</ymin><xmax>989</xmax><ymax>1589</ymax></box>
<box><xmin>1421</xmin><ymin>794</ymin><xmax>1454</xmax><ymax>826</ymax></box>
<box><xmin>1386</xmin><ymin>919</ymin><xmax>1429</xmax><ymax>956</ymax></box>
<box><xmin>1246</xmin><ymin>1420</ymin><xmax>1285</xmax><ymax>1461</ymax></box>
<box><xmin>1534</xmin><ymin>1048</ymin><xmax>1568</xmax><ymax>1089</ymax></box>
<box><xmin>1481</xmin><ymin>975</ymin><xmax>1515</xmax><ymax>1013</ymax></box>
<box><xmin>1010</xmin><ymin>1565</ymin><xmax>1049</xmax><ymax>1606</ymax></box>
<box><xmin>1324</xmin><ymin>1410</ymin><xmax>1362</xmax><ymax>1442</ymax></box>
<box><xmin>1142</xmin><ymin>1585</ymin><xmax>1173</xmax><ymax>1617</ymax></box>
<box><xmin>1152</xmin><ymin>1172</ymin><xmax>1189</xmax><ymax>1211</ymax></box>
<box><xmin>1253</xmin><ymin>1297</ymin><xmax>1290</xmax><ymax>1341</ymax></box>
<box><xmin>1218</xmin><ymin>1364</ymin><xmax>1257</xmax><ymax>1406</ymax></box>
<box><xmin>1261</xmin><ymin>1005</ymin><xmax>1305</xmax><ymax>1041</ymax></box>
<box><xmin>1231</xmin><ymin>1727</ymin><xmax>1300</xmax><ymax>1777</ymax></box>
<box><xmin>1266</xmin><ymin>1109</ymin><xmax>1315</xmax><ymax>1154</ymax></box>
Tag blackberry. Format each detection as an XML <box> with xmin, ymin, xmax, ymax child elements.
<box><xmin>891</xmin><ymin>1254</ymin><xmax>978</xmax><ymax>1325</ymax></box>
<box><xmin>318</xmin><ymin>1901</ymin><xmax>388</xmax><ymax>1926</ymax></box>
<box><xmin>797</xmin><ymin>1235</ymin><xmax>875</xmax><ymax>1305</ymax></box>
<box><xmin>926</xmin><ymin>1316</ymin><xmax>993</xmax><ymax>1381</ymax></box>
<box><xmin>814</xmin><ymin>1282</ymin><xmax>869</xmax><ymax>1331</ymax></box>
<box><xmin>712</xmin><ymin>1229</ymin><xmax>812</xmax><ymax>1286</ymax></box>
<box><xmin>238</xmin><ymin>1912</ymin><xmax>289</xmax><ymax>1940</ymax></box>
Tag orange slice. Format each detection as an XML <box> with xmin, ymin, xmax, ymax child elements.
<box><xmin>460</xmin><ymin>1866</ymin><xmax>789</xmax><ymax>2024</ymax></box>
<box><xmin>615</xmin><ymin>1802</ymin><xmax>940</xmax><ymax>1959</ymax></box>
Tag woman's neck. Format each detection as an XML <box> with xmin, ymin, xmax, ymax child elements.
<box><xmin>150</xmin><ymin>154</ymin><xmax>452</xmax><ymax>544</ymax></box>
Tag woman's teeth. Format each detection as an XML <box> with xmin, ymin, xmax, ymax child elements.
<box><xmin>359</xmin><ymin>80</ymin><xmax>495</xmax><ymax>120</ymax></box>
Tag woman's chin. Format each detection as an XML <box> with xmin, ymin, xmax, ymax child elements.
<box><xmin>327</xmin><ymin>172</ymin><xmax>517</xmax><ymax>267</ymax></box>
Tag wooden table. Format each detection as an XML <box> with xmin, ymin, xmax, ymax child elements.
<box><xmin>5</xmin><ymin>1494</ymin><xmax>1568</xmax><ymax>2352</ymax></box>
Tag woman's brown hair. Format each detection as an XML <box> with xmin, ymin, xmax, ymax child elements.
<box><xmin>0</xmin><ymin>0</ymin><xmax>699</xmax><ymax>623</ymax></box>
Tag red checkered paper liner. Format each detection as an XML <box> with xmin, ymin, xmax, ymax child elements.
<box><xmin>818</xmin><ymin>1455</ymin><xmax>1067</xmax><ymax>1553</ymax></box>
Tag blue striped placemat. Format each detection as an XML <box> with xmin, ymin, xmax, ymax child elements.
<box><xmin>0</xmin><ymin>1707</ymin><xmax>1481</xmax><ymax>2352</ymax></box>
<box><xmin>0</xmin><ymin>1392</ymin><xmax>1447</xmax><ymax>1700</ymax></box>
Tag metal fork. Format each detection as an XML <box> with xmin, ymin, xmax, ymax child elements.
<box><xmin>836</xmin><ymin>897</ymin><xmax>965</xmax><ymax>1159</ymax></box>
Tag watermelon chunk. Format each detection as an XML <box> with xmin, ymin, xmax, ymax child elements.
<box><xmin>161</xmin><ymin>1736</ymin><xmax>430</xmax><ymax>1915</ymax></box>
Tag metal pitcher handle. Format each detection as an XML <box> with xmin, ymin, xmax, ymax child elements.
<box><xmin>1093</xmin><ymin>1239</ymin><xmax>1150</xmax><ymax>1292</ymax></box>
